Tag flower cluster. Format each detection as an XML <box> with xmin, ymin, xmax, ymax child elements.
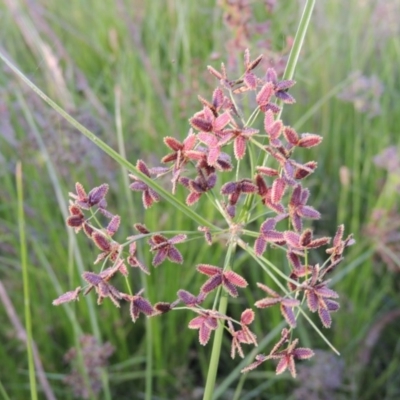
<box><xmin>54</xmin><ymin>49</ymin><xmax>354</xmax><ymax>381</ymax></box>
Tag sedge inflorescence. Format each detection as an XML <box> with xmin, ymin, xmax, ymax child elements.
<box><xmin>54</xmin><ymin>49</ymin><xmax>354</xmax><ymax>379</ymax></box>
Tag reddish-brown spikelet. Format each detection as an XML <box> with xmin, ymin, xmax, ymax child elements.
<box><xmin>283</xmin><ymin>126</ymin><xmax>299</xmax><ymax>145</ymax></box>
<box><xmin>53</xmin><ymin>287</ymin><xmax>81</xmax><ymax>305</ymax></box>
<box><xmin>82</xmin><ymin>271</ymin><xmax>122</xmax><ymax>307</ymax></box>
<box><xmin>214</xmin><ymin>111</ymin><xmax>232</xmax><ymax>132</ymax></box>
<box><xmin>279</xmin><ymin>299</ymin><xmax>299</xmax><ymax>327</ymax></box>
<box><xmin>92</xmin><ymin>232</ymin><xmax>111</xmax><ymax>252</ymax></box>
<box><xmin>261</xmin><ymin>218</ymin><xmax>285</xmax><ymax>241</ymax></box>
<box><xmin>220</xmin><ymin>181</ymin><xmax>237</xmax><ymax>195</ymax></box>
<box><xmin>163</xmin><ymin>136</ymin><xmax>182</xmax><ymax>152</ymax></box>
<box><xmin>294</xmin><ymin>161</ymin><xmax>317</xmax><ymax>180</ymax></box>
<box><xmin>263</xmin><ymin>109</ymin><xmax>275</xmax><ymax>130</ymax></box>
<box><xmin>233</xmin><ymin>135</ymin><xmax>246</xmax><ymax>160</ymax></box>
<box><xmin>66</xmin><ymin>204</ymin><xmax>85</xmax><ymax>232</ymax></box>
<box><xmin>189</xmin><ymin>113</ymin><xmax>212</xmax><ymax>133</ymax></box>
<box><xmin>270</xmin><ymin>338</ymin><xmax>314</xmax><ymax>378</ymax></box>
<box><xmin>228</xmin><ymin>320</ymin><xmax>245</xmax><ymax>359</ymax></box>
<box><xmin>223</xmin><ymin>270</ymin><xmax>248</xmax><ymax>297</ymax></box>
<box><xmin>256</xmin><ymin>82</ymin><xmax>275</xmax><ymax>107</ymax></box>
<box><xmin>298</xmin><ymin>133</ymin><xmax>323</xmax><ymax>148</ymax></box>
<box><xmin>122</xmin><ymin>292</ymin><xmax>154</xmax><ymax>322</ymax></box>
<box><xmin>200</xmin><ymin>275</ymin><xmax>223</xmax><ymax>295</ymax></box>
<box><xmin>70</xmin><ymin>182</ymin><xmax>109</xmax><ymax>209</ymax></box>
<box><xmin>255</xmin><ymin>283</ymin><xmax>299</xmax><ymax>327</ymax></box>
<box><xmin>256</xmin><ymin>166</ymin><xmax>279</xmax><ymax>177</ymax></box>
<box><xmin>75</xmin><ymin>182</ymin><xmax>86</xmax><ymax>199</ymax></box>
<box><xmin>129</xmin><ymin>161</ymin><xmax>161</xmax><ymax>209</ymax></box>
<box><xmin>88</xmin><ymin>184</ymin><xmax>109</xmax><ymax>207</ymax></box>
<box><xmin>154</xmin><ymin>302</ymin><xmax>174</xmax><ymax>314</ymax></box>
<box><xmin>240</xmin><ymin>308</ymin><xmax>254</xmax><ymax>325</ymax></box>
<box><xmin>188</xmin><ymin>312</ymin><xmax>219</xmax><ymax>346</ymax></box>
<box><xmin>197</xmin><ymin>264</ymin><xmax>221</xmax><ymax>276</ymax></box>
<box><xmin>178</xmin><ymin>289</ymin><xmax>205</xmax><ymax>307</ymax></box>
<box><xmin>266</xmin><ymin>119</ymin><xmax>283</xmax><ymax>141</ymax></box>
<box><xmin>241</xmin><ymin>354</ymin><xmax>268</xmax><ymax>373</ymax></box>
<box><xmin>207</xmin><ymin>65</ymin><xmax>224</xmax><ymax>80</ymax></box>
<box><xmin>198</xmin><ymin>226</ymin><xmax>212</xmax><ymax>245</ymax></box>
<box><xmin>83</xmin><ymin>223</ymin><xmax>94</xmax><ymax>238</ymax></box>
<box><xmin>240</xmin><ymin>179</ymin><xmax>258</xmax><ymax>193</ymax></box>
<box><xmin>287</xmin><ymin>251</ymin><xmax>302</xmax><ymax>272</ymax></box>
<box><xmin>289</xmin><ymin>185</ymin><xmax>321</xmax><ymax>232</ymax></box>
<box><xmin>149</xmin><ymin>234</ymin><xmax>186</xmax><ymax>266</ymax></box>
<box><xmin>197</xmin><ymin>264</ymin><xmax>248</xmax><ymax>297</ymax></box>
<box><xmin>271</xmin><ymin>177</ymin><xmax>287</xmax><ymax>204</ymax></box>
<box><xmin>245</xmin><ymin>51</ymin><xmax>263</xmax><ymax>72</ymax></box>
<box><xmin>243</xmin><ymin>72</ymin><xmax>257</xmax><ymax>89</ymax></box>
<box><xmin>127</xmin><ymin>242</ymin><xmax>149</xmax><ymax>274</ymax></box>
<box><xmin>106</xmin><ymin>215</ymin><xmax>120</xmax><ymax>236</ymax></box>
<box><xmin>134</xmin><ymin>223</ymin><xmax>150</xmax><ymax>234</ymax></box>
<box><xmin>254</xmin><ymin>236</ymin><xmax>267</xmax><ymax>257</ymax></box>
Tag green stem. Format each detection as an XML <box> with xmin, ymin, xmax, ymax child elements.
<box><xmin>261</xmin><ymin>0</ymin><xmax>316</xmax><ymax>165</ymax></box>
<box><xmin>16</xmin><ymin>163</ymin><xmax>38</xmax><ymax>400</ymax></box>
<box><xmin>278</xmin><ymin>0</ymin><xmax>316</xmax><ymax>116</ymax></box>
<box><xmin>240</xmin><ymin>0</ymin><xmax>316</xmax><ymax>218</ymax></box>
<box><xmin>114</xmin><ymin>86</ymin><xmax>153</xmax><ymax>400</ymax></box>
<box><xmin>0</xmin><ymin>379</ymin><xmax>11</xmax><ymax>400</ymax></box>
<box><xmin>203</xmin><ymin>241</ymin><xmax>237</xmax><ymax>400</ymax></box>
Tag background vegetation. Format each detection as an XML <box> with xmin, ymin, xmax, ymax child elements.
<box><xmin>0</xmin><ymin>0</ymin><xmax>399</xmax><ymax>399</ymax></box>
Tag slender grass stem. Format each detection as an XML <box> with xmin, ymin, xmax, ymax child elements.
<box><xmin>16</xmin><ymin>163</ymin><xmax>38</xmax><ymax>400</ymax></box>
<box><xmin>203</xmin><ymin>241</ymin><xmax>237</xmax><ymax>400</ymax></box>
<box><xmin>261</xmin><ymin>0</ymin><xmax>316</xmax><ymax>166</ymax></box>
<box><xmin>0</xmin><ymin>379</ymin><xmax>11</xmax><ymax>400</ymax></box>
<box><xmin>278</xmin><ymin>0</ymin><xmax>316</xmax><ymax>114</ymax></box>
<box><xmin>115</xmin><ymin>86</ymin><xmax>153</xmax><ymax>400</ymax></box>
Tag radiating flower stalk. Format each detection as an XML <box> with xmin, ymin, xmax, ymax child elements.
<box><xmin>54</xmin><ymin>48</ymin><xmax>354</xmax><ymax>398</ymax></box>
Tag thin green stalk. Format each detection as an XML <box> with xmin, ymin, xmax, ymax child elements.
<box><xmin>232</xmin><ymin>374</ymin><xmax>246</xmax><ymax>400</ymax></box>
<box><xmin>261</xmin><ymin>0</ymin><xmax>315</xmax><ymax>166</ymax></box>
<box><xmin>241</xmin><ymin>0</ymin><xmax>316</xmax><ymax>220</ymax></box>
<box><xmin>0</xmin><ymin>379</ymin><xmax>11</xmax><ymax>400</ymax></box>
<box><xmin>114</xmin><ymin>86</ymin><xmax>153</xmax><ymax>400</ymax></box>
<box><xmin>16</xmin><ymin>162</ymin><xmax>38</xmax><ymax>400</ymax></box>
<box><xmin>203</xmin><ymin>241</ymin><xmax>237</xmax><ymax>400</ymax></box>
<box><xmin>278</xmin><ymin>0</ymin><xmax>316</xmax><ymax>114</ymax></box>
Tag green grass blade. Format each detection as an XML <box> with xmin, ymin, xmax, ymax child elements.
<box><xmin>114</xmin><ymin>86</ymin><xmax>153</xmax><ymax>400</ymax></box>
<box><xmin>16</xmin><ymin>162</ymin><xmax>38</xmax><ymax>400</ymax></box>
<box><xmin>281</xmin><ymin>0</ymin><xmax>316</xmax><ymax>83</ymax></box>
<box><xmin>0</xmin><ymin>379</ymin><xmax>11</xmax><ymax>400</ymax></box>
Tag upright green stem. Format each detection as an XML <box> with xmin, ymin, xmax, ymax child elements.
<box><xmin>115</xmin><ymin>86</ymin><xmax>153</xmax><ymax>400</ymax></box>
<box><xmin>241</xmin><ymin>0</ymin><xmax>316</xmax><ymax>221</ymax></box>
<box><xmin>16</xmin><ymin>163</ymin><xmax>38</xmax><ymax>400</ymax></box>
<box><xmin>203</xmin><ymin>241</ymin><xmax>237</xmax><ymax>400</ymax></box>
<box><xmin>278</xmin><ymin>0</ymin><xmax>316</xmax><ymax>117</ymax></box>
<box><xmin>261</xmin><ymin>0</ymin><xmax>316</xmax><ymax>165</ymax></box>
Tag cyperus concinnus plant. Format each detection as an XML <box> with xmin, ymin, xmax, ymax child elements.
<box><xmin>53</xmin><ymin>49</ymin><xmax>354</xmax><ymax>396</ymax></box>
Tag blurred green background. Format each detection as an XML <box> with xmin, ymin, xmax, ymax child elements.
<box><xmin>1</xmin><ymin>0</ymin><xmax>399</xmax><ymax>399</ymax></box>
